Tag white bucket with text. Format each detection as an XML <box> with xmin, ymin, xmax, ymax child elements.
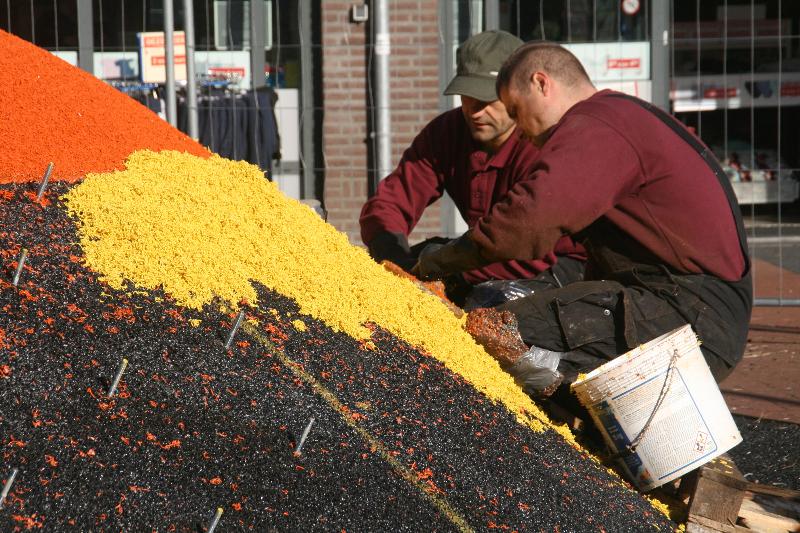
<box><xmin>571</xmin><ymin>324</ymin><xmax>742</xmax><ymax>491</ymax></box>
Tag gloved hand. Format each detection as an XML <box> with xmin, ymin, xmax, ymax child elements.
<box><xmin>411</xmin><ymin>232</ymin><xmax>489</xmax><ymax>280</ymax></box>
<box><xmin>465</xmin><ymin>307</ymin><xmax>563</xmax><ymax>399</ymax></box>
<box><xmin>367</xmin><ymin>231</ymin><xmax>415</xmax><ymax>270</ymax></box>
<box><xmin>508</xmin><ymin>347</ymin><xmax>564</xmax><ymax>399</ymax></box>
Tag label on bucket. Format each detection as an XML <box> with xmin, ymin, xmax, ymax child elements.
<box><xmin>571</xmin><ymin>324</ymin><xmax>742</xmax><ymax>491</ymax></box>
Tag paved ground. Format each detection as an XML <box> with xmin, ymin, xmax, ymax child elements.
<box><xmin>722</xmin><ymin>303</ymin><xmax>800</xmax><ymax>423</ymax></box>
<box><xmin>721</xmin><ymin>219</ymin><xmax>800</xmax><ymax>424</ymax></box>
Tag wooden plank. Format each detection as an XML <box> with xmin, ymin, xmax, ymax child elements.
<box><xmin>699</xmin><ymin>468</ymin><xmax>800</xmax><ymax>500</ymax></box>
<box><xmin>746</xmin><ymin>484</ymin><xmax>800</xmax><ymax>501</ymax></box>
<box><xmin>681</xmin><ymin>454</ymin><xmax>800</xmax><ymax>531</ymax></box>
<box><xmin>688</xmin><ymin>456</ymin><xmax>747</xmax><ymax>526</ymax></box>
<box><xmin>746</xmin><ymin>492</ymin><xmax>800</xmax><ymax>519</ymax></box>
<box><xmin>738</xmin><ymin>497</ymin><xmax>800</xmax><ymax>533</ymax></box>
<box><xmin>687</xmin><ymin>515</ymin><xmax>751</xmax><ymax>533</ymax></box>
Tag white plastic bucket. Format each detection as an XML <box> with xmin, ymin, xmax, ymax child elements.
<box><xmin>571</xmin><ymin>324</ymin><xmax>742</xmax><ymax>491</ymax></box>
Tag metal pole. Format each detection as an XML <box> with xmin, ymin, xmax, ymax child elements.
<box><xmin>484</xmin><ymin>0</ymin><xmax>499</xmax><ymax>31</ymax></box>
<box><xmin>77</xmin><ymin>0</ymin><xmax>94</xmax><ymax>73</ymax></box>
<box><xmin>299</xmin><ymin>0</ymin><xmax>318</xmax><ymax>200</ymax></box>
<box><xmin>164</xmin><ymin>0</ymin><xmax>177</xmax><ymax>127</ymax></box>
<box><xmin>754</xmin><ymin>299</ymin><xmax>800</xmax><ymax>307</ymax></box>
<box><xmin>250</xmin><ymin>0</ymin><xmax>266</xmax><ymax>89</ymax></box>
<box><xmin>650</xmin><ymin>0</ymin><xmax>670</xmax><ymax>110</ymax></box>
<box><xmin>183</xmin><ymin>0</ymin><xmax>199</xmax><ymax>139</ymax></box>
<box><xmin>438</xmin><ymin>0</ymin><xmax>459</xmax><ymax>237</ymax></box>
<box><xmin>373</xmin><ymin>0</ymin><xmax>392</xmax><ymax>182</ymax></box>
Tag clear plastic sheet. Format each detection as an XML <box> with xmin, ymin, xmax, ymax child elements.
<box><xmin>508</xmin><ymin>346</ymin><xmax>564</xmax><ymax>398</ymax></box>
<box><xmin>463</xmin><ymin>280</ymin><xmax>537</xmax><ymax>311</ymax></box>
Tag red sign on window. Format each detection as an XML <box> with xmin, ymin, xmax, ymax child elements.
<box><xmin>703</xmin><ymin>87</ymin><xmax>738</xmax><ymax>99</ymax></box>
<box><xmin>607</xmin><ymin>58</ymin><xmax>641</xmax><ymax>69</ymax></box>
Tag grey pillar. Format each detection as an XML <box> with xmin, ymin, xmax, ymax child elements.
<box><xmin>164</xmin><ymin>0</ymin><xmax>177</xmax><ymax>126</ymax></box>
<box><xmin>484</xmin><ymin>0</ymin><xmax>499</xmax><ymax>31</ymax></box>
<box><xmin>373</xmin><ymin>0</ymin><xmax>392</xmax><ymax>182</ymax></box>
<box><xmin>77</xmin><ymin>0</ymin><xmax>93</xmax><ymax>73</ymax></box>
<box><xmin>299</xmin><ymin>0</ymin><xmax>318</xmax><ymax>200</ymax></box>
<box><xmin>250</xmin><ymin>0</ymin><xmax>266</xmax><ymax>89</ymax></box>
<box><xmin>438</xmin><ymin>0</ymin><xmax>459</xmax><ymax>237</ymax></box>
<box><xmin>183</xmin><ymin>0</ymin><xmax>199</xmax><ymax>139</ymax></box>
<box><xmin>650</xmin><ymin>0</ymin><xmax>671</xmax><ymax>111</ymax></box>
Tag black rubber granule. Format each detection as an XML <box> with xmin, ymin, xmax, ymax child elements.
<box><xmin>727</xmin><ymin>414</ymin><xmax>799</xmax><ymax>491</ymax></box>
<box><xmin>0</xmin><ymin>183</ymin><xmax>676</xmax><ymax>531</ymax></box>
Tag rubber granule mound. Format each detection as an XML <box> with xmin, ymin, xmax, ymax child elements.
<box><xmin>0</xmin><ymin>184</ymin><xmax>676</xmax><ymax>531</ymax></box>
<box><xmin>0</xmin><ymin>30</ymin><xmax>209</xmax><ymax>183</ymax></box>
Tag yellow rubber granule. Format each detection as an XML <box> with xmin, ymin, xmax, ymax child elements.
<box><xmin>64</xmin><ymin>150</ymin><xmax>572</xmax><ymax>440</ymax></box>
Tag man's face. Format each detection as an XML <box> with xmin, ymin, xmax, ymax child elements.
<box><xmin>499</xmin><ymin>84</ymin><xmax>548</xmax><ymax>147</ymax></box>
<box><xmin>460</xmin><ymin>95</ymin><xmax>516</xmax><ymax>148</ymax></box>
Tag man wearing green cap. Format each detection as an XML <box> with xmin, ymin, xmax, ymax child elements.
<box><xmin>360</xmin><ymin>30</ymin><xmax>584</xmax><ymax>308</ymax></box>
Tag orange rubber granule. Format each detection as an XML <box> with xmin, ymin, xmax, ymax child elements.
<box><xmin>0</xmin><ymin>30</ymin><xmax>209</xmax><ymax>183</ymax></box>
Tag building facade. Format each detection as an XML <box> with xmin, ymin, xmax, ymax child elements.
<box><xmin>3</xmin><ymin>0</ymin><xmax>799</xmax><ymax>244</ymax></box>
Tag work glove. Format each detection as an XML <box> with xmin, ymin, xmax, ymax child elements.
<box><xmin>465</xmin><ymin>307</ymin><xmax>563</xmax><ymax>399</ymax></box>
<box><xmin>411</xmin><ymin>232</ymin><xmax>489</xmax><ymax>281</ymax></box>
<box><xmin>508</xmin><ymin>346</ymin><xmax>564</xmax><ymax>399</ymax></box>
<box><xmin>367</xmin><ymin>231</ymin><xmax>415</xmax><ymax>271</ymax></box>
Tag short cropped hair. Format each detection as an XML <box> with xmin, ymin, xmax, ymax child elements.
<box><xmin>496</xmin><ymin>41</ymin><xmax>592</xmax><ymax>94</ymax></box>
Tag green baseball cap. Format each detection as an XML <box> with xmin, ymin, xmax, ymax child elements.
<box><xmin>444</xmin><ymin>30</ymin><xmax>524</xmax><ymax>102</ymax></box>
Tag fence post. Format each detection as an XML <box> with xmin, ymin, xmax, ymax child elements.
<box><xmin>650</xmin><ymin>0</ymin><xmax>671</xmax><ymax>111</ymax></box>
<box><xmin>77</xmin><ymin>0</ymin><xmax>93</xmax><ymax>74</ymax></box>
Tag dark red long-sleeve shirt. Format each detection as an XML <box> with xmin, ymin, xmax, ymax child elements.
<box><xmin>360</xmin><ymin>108</ymin><xmax>583</xmax><ymax>283</ymax></box>
<box><xmin>472</xmin><ymin>90</ymin><xmax>747</xmax><ymax>282</ymax></box>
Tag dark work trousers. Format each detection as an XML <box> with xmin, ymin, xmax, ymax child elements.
<box><xmin>498</xmin><ymin>266</ymin><xmax>749</xmax><ymax>380</ymax></box>
<box><xmin>496</xmin><ymin>265</ymin><xmax>752</xmax><ymax>422</ymax></box>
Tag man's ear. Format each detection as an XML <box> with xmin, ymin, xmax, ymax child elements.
<box><xmin>530</xmin><ymin>71</ymin><xmax>548</xmax><ymax>95</ymax></box>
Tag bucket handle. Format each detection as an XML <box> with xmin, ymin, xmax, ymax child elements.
<box><xmin>609</xmin><ymin>348</ymin><xmax>680</xmax><ymax>460</ymax></box>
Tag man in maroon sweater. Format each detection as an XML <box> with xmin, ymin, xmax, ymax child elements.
<box><xmin>360</xmin><ymin>31</ymin><xmax>584</xmax><ymax>307</ymax></box>
<box><xmin>413</xmin><ymin>43</ymin><xmax>752</xmax><ymax>410</ymax></box>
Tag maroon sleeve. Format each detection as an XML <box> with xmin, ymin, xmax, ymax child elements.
<box><xmin>471</xmin><ymin>114</ymin><xmax>643</xmax><ymax>262</ymax></box>
<box><xmin>359</xmin><ymin>121</ymin><xmax>445</xmax><ymax>245</ymax></box>
<box><xmin>462</xmin><ymin>253</ymin><xmax>557</xmax><ymax>283</ymax></box>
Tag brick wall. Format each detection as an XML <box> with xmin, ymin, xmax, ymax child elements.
<box><xmin>321</xmin><ymin>1</ymin><xmax>445</xmax><ymax>246</ymax></box>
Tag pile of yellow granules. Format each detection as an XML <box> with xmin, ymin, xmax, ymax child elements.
<box><xmin>64</xmin><ymin>150</ymin><xmax>570</xmax><ymax>439</ymax></box>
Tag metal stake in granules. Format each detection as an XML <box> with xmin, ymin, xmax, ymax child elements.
<box><xmin>224</xmin><ymin>310</ymin><xmax>246</xmax><ymax>350</ymax></box>
<box><xmin>11</xmin><ymin>248</ymin><xmax>28</xmax><ymax>287</ymax></box>
<box><xmin>0</xmin><ymin>468</ymin><xmax>19</xmax><ymax>509</ymax></box>
<box><xmin>108</xmin><ymin>358</ymin><xmax>129</xmax><ymax>397</ymax></box>
<box><xmin>36</xmin><ymin>162</ymin><xmax>54</xmax><ymax>201</ymax></box>
<box><xmin>294</xmin><ymin>417</ymin><xmax>316</xmax><ymax>455</ymax></box>
<box><xmin>207</xmin><ymin>507</ymin><xmax>224</xmax><ymax>533</ymax></box>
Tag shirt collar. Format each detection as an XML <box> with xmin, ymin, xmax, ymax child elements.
<box><xmin>469</xmin><ymin>125</ymin><xmax>523</xmax><ymax>171</ymax></box>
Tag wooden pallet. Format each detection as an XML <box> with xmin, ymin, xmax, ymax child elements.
<box><xmin>683</xmin><ymin>456</ymin><xmax>800</xmax><ymax>533</ymax></box>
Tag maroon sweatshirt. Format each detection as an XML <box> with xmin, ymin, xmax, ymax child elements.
<box><xmin>360</xmin><ymin>108</ymin><xmax>584</xmax><ymax>283</ymax></box>
<box><xmin>472</xmin><ymin>90</ymin><xmax>746</xmax><ymax>282</ymax></box>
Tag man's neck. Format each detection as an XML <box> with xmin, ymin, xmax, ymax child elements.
<box><xmin>481</xmin><ymin>124</ymin><xmax>516</xmax><ymax>154</ymax></box>
<box><xmin>551</xmin><ymin>86</ymin><xmax>599</xmax><ymax>127</ymax></box>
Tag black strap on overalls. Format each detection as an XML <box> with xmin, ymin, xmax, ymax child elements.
<box><xmin>606</xmin><ymin>93</ymin><xmax>751</xmax><ymax>273</ymax></box>
<box><xmin>606</xmin><ymin>93</ymin><xmax>753</xmax><ymax>366</ymax></box>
